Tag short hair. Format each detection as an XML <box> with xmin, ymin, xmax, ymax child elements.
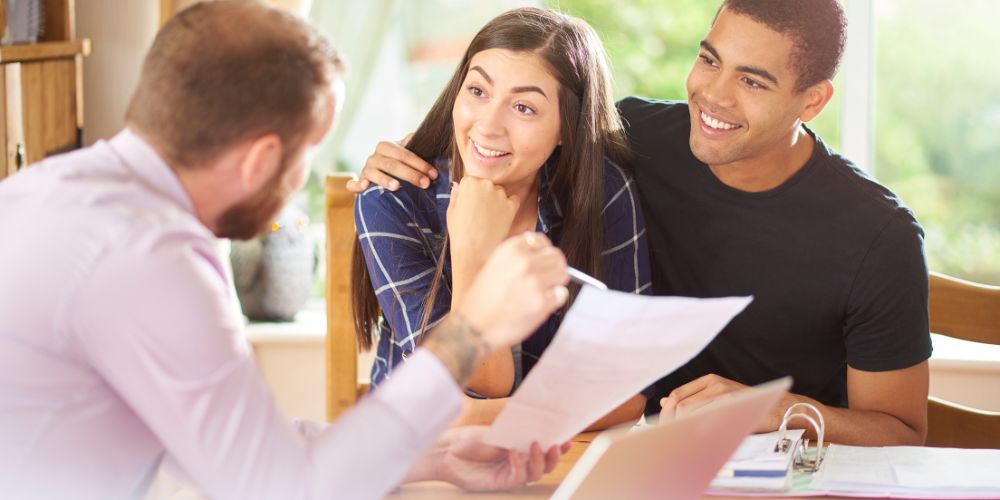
<box><xmin>126</xmin><ymin>1</ymin><xmax>345</xmax><ymax>167</ymax></box>
<box><xmin>721</xmin><ymin>0</ymin><xmax>847</xmax><ymax>92</ymax></box>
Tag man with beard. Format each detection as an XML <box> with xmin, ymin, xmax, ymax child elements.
<box><xmin>0</xmin><ymin>2</ymin><xmax>571</xmax><ymax>499</ymax></box>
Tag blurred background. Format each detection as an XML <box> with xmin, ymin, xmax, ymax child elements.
<box><xmin>76</xmin><ymin>0</ymin><xmax>999</xmax><ymax>288</ymax></box>
<box><xmin>304</xmin><ymin>0</ymin><xmax>1000</xmax><ymax>286</ymax></box>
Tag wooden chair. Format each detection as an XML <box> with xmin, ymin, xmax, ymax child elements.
<box><xmin>925</xmin><ymin>271</ymin><xmax>1000</xmax><ymax>448</ymax></box>
<box><xmin>324</xmin><ymin>173</ymin><xmax>368</xmax><ymax>422</ymax></box>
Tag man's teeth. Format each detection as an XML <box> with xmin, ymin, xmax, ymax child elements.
<box><xmin>701</xmin><ymin>112</ymin><xmax>739</xmax><ymax>130</ymax></box>
<box><xmin>473</xmin><ymin>141</ymin><xmax>510</xmax><ymax>158</ymax></box>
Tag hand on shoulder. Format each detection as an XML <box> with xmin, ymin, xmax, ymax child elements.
<box><xmin>346</xmin><ymin>135</ymin><xmax>438</xmax><ymax>193</ymax></box>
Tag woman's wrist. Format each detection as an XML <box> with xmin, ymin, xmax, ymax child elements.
<box><xmin>450</xmin><ymin>254</ymin><xmax>486</xmax><ymax>293</ymax></box>
<box><xmin>454</xmin><ymin>396</ymin><xmax>508</xmax><ymax>426</ymax></box>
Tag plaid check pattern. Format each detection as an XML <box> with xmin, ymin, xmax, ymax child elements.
<box><xmin>355</xmin><ymin>159</ymin><xmax>651</xmax><ymax>389</ymax></box>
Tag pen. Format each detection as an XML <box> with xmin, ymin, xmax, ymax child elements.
<box><xmin>567</xmin><ymin>266</ymin><xmax>608</xmax><ymax>291</ymax></box>
<box><xmin>716</xmin><ymin>468</ymin><xmax>788</xmax><ymax>478</ymax></box>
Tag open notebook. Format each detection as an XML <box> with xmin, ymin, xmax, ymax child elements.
<box><xmin>705</xmin><ymin>406</ymin><xmax>1000</xmax><ymax>499</ymax></box>
<box><xmin>551</xmin><ymin>378</ymin><xmax>791</xmax><ymax>500</ymax></box>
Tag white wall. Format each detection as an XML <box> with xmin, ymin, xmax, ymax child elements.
<box><xmin>75</xmin><ymin>1</ymin><xmax>159</xmax><ymax>145</ymax></box>
<box><xmin>73</xmin><ymin>1</ymin><xmax>314</xmax><ymax>147</ymax></box>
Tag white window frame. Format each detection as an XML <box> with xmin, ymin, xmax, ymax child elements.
<box><xmin>839</xmin><ymin>0</ymin><xmax>875</xmax><ymax>173</ymax></box>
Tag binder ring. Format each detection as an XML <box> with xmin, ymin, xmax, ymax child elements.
<box><xmin>775</xmin><ymin>403</ymin><xmax>826</xmax><ymax>472</ymax></box>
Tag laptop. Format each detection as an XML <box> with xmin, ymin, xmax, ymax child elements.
<box><xmin>551</xmin><ymin>377</ymin><xmax>792</xmax><ymax>500</ymax></box>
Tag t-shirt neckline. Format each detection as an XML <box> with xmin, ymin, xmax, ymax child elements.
<box><xmin>695</xmin><ymin>127</ymin><xmax>827</xmax><ymax>200</ymax></box>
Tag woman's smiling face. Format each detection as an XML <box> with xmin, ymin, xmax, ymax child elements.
<box><xmin>452</xmin><ymin>48</ymin><xmax>562</xmax><ymax>189</ymax></box>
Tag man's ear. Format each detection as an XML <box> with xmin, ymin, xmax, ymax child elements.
<box><xmin>799</xmin><ymin>79</ymin><xmax>834</xmax><ymax>123</ymax></box>
<box><xmin>238</xmin><ymin>133</ymin><xmax>283</xmax><ymax>192</ymax></box>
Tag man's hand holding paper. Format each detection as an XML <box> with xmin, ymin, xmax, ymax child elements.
<box><xmin>483</xmin><ymin>287</ymin><xmax>752</xmax><ymax>451</ymax></box>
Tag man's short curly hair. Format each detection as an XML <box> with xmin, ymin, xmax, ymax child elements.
<box><xmin>721</xmin><ymin>0</ymin><xmax>847</xmax><ymax>93</ymax></box>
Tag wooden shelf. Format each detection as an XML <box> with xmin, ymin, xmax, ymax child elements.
<box><xmin>0</xmin><ymin>39</ymin><xmax>90</xmax><ymax>63</ymax></box>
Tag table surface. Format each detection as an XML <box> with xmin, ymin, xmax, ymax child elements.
<box><xmin>389</xmin><ymin>432</ymin><xmax>853</xmax><ymax>499</ymax></box>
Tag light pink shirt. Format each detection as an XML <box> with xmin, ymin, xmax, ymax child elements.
<box><xmin>0</xmin><ymin>130</ymin><xmax>461</xmax><ymax>499</ymax></box>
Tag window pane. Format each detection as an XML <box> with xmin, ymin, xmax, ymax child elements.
<box><xmin>874</xmin><ymin>0</ymin><xmax>1000</xmax><ymax>283</ymax></box>
<box><xmin>549</xmin><ymin>0</ymin><xmax>714</xmax><ymax>100</ymax></box>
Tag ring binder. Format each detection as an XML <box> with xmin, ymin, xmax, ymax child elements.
<box><xmin>712</xmin><ymin>400</ymin><xmax>1000</xmax><ymax>498</ymax></box>
<box><xmin>775</xmin><ymin>402</ymin><xmax>826</xmax><ymax>473</ymax></box>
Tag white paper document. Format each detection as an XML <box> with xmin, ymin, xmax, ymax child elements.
<box><xmin>710</xmin><ymin>429</ymin><xmax>805</xmax><ymax>492</ymax></box>
<box><xmin>725</xmin><ymin>430</ymin><xmax>805</xmax><ymax>469</ymax></box>
<box><xmin>483</xmin><ymin>287</ymin><xmax>752</xmax><ymax>451</ymax></box>
<box><xmin>810</xmin><ymin>444</ymin><xmax>1000</xmax><ymax>498</ymax></box>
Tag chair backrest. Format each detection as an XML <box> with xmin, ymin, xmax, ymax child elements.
<box><xmin>324</xmin><ymin>173</ymin><xmax>368</xmax><ymax>422</ymax></box>
<box><xmin>926</xmin><ymin>271</ymin><xmax>1000</xmax><ymax>448</ymax></box>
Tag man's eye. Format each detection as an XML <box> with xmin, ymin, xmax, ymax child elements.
<box><xmin>743</xmin><ymin>77</ymin><xmax>765</xmax><ymax>90</ymax></box>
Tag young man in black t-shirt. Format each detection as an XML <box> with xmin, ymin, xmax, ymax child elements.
<box><xmin>623</xmin><ymin>0</ymin><xmax>931</xmax><ymax>446</ymax></box>
<box><xmin>347</xmin><ymin>0</ymin><xmax>932</xmax><ymax>446</ymax></box>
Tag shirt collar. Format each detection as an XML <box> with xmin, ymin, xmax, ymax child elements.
<box><xmin>107</xmin><ymin>129</ymin><xmax>196</xmax><ymax>216</ymax></box>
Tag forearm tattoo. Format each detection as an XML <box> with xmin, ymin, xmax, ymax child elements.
<box><xmin>423</xmin><ymin>313</ymin><xmax>490</xmax><ymax>385</ymax></box>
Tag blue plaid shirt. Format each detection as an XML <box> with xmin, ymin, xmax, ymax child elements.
<box><xmin>355</xmin><ymin>159</ymin><xmax>651</xmax><ymax>389</ymax></box>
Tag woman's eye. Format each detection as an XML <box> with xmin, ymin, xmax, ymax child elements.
<box><xmin>514</xmin><ymin>103</ymin><xmax>535</xmax><ymax>115</ymax></box>
<box><xmin>468</xmin><ymin>86</ymin><xmax>485</xmax><ymax>97</ymax></box>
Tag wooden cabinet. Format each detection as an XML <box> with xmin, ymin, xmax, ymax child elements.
<box><xmin>0</xmin><ymin>0</ymin><xmax>89</xmax><ymax>180</ymax></box>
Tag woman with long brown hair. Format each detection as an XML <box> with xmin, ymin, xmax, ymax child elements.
<box><xmin>351</xmin><ymin>7</ymin><xmax>651</xmax><ymax>426</ymax></box>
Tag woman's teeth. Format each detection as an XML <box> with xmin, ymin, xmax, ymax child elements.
<box><xmin>473</xmin><ymin>141</ymin><xmax>510</xmax><ymax>158</ymax></box>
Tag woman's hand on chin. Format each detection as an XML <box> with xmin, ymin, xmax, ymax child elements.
<box><xmin>447</xmin><ymin>176</ymin><xmax>520</xmax><ymax>282</ymax></box>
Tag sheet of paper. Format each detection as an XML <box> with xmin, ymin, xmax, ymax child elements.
<box><xmin>809</xmin><ymin>445</ymin><xmax>894</xmax><ymax>488</ymax></box>
<box><xmin>889</xmin><ymin>447</ymin><xmax>1000</xmax><ymax>489</ymax></box>
<box><xmin>483</xmin><ymin>287</ymin><xmax>752</xmax><ymax>451</ymax></box>
<box><xmin>809</xmin><ymin>444</ymin><xmax>1000</xmax><ymax>498</ymax></box>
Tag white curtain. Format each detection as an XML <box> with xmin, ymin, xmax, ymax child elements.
<box><xmin>306</xmin><ymin>0</ymin><xmax>540</xmax><ymax>174</ymax></box>
<box><xmin>308</xmin><ymin>0</ymin><xmax>400</xmax><ymax>174</ymax></box>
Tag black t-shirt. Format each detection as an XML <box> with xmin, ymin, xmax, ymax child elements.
<box><xmin>618</xmin><ymin>97</ymin><xmax>932</xmax><ymax>414</ymax></box>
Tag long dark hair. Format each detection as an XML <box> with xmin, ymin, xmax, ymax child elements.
<box><xmin>351</xmin><ymin>7</ymin><xmax>631</xmax><ymax>350</ymax></box>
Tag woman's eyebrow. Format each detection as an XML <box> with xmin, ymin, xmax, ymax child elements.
<box><xmin>469</xmin><ymin>66</ymin><xmax>549</xmax><ymax>100</ymax></box>
<box><xmin>511</xmin><ymin>85</ymin><xmax>548</xmax><ymax>100</ymax></box>
<box><xmin>469</xmin><ymin>66</ymin><xmax>494</xmax><ymax>85</ymax></box>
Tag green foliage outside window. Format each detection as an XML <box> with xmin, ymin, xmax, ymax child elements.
<box><xmin>873</xmin><ymin>0</ymin><xmax>1000</xmax><ymax>283</ymax></box>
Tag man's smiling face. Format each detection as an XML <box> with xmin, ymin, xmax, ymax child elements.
<box><xmin>685</xmin><ymin>7</ymin><xmax>816</xmax><ymax>169</ymax></box>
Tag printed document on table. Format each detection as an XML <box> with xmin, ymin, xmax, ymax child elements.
<box><xmin>809</xmin><ymin>444</ymin><xmax>1000</xmax><ymax>498</ymax></box>
<box><xmin>483</xmin><ymin>287</ymin><xmax>752</xmax><ymax>451</ymax></box>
